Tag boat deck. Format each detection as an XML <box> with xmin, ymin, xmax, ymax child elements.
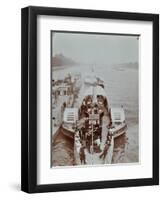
<box><xmin>84</xmin><ymin>139</ymin><xmax>114</xmax><ymax>165</ymax></box>
<box><xmin>85</xmin><ymin>150</ymin><xmax>104</xmax><ymax>165</ymax></box>
<box><xmin>101</xmin><ymin>115</ymin><xmax>110</xmax><ymax>149</ymax></box>
<box><xmin>84</xmin><ymin>115</ymin><xmax>112</xmax><ymax>165</ymax></box>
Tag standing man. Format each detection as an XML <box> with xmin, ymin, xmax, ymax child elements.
<box><xmin>86</xmin><ymin>131</ymin><xmax>92</xmax><ymax>153</ymax></box>
<box><xmin>99</xmin><ymin>141</ymin><xmax>111</xmax><ymax>160</ymax></box>
<box><xmin>79</xmin><ymin>144</ymin><xmax>86</xmax><ymax>164</ymax></box>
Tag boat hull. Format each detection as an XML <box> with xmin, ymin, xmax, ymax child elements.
<box><xmin>111</xmin><ymin>123</ymin><xmax>127</xmax><ymax>139</ymax></box>
<box><xmin>74</xmin><ymin>137</ymin><xmax>114</xmax><ymax>165</ymax></box>
<box><xmin>61</xmin><ymin>126</ymin><xmax>75</xmax><ymax>139</ymax></box>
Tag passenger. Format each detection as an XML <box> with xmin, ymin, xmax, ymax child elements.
<box><xmin>85</xmin><ymin>117</ymin><xmax>89</xmax><ymax>125</ymax></box>
<box><xmin>107</xmin><ymin>133</ymin><xmax>112</xmax><ymax>142</ymax></box>
<box><xmin>81</xmin><ymin>100</ymin><xmax>87</xmax><ymax>114</ymax></box>
<box><xmin>87</xmin><ymin>107</ymin><xmax>92</xmax><ymax>114</ymax></box>
<box><xmin>86</xmin><ymin>132</ymin><xmax>92</xmax><ymax>153</ymax></box>
<box><xmin>79</xmin><ymin>144</ymin><xmax>86</xmax><ymax>164</ymax></box>
<box><xmin>81</xmin><ymin>103</ymin><xmax>86</xmax><ymax>112</ymax></box>
<box><xmin>107</xmin><ymin>130</ymin><xmax>113</xmax><ymax>141</ymax></box>
<box><xmin>94</xmin><ymin>136</ymin><xmax>101</xmax><ymax>150</ymax></box>
<box><xmin>63</xmin><ymin>102</ymin><xmax>66</xmax><ymax>109</ymax></box>
<box><xmin>93</xmin><ymin>136</ymin><xmax>101</xmax><ymax>153</ymax></box>
<box><xmin>84</xmin><ymin>111</ymin><xmax>89</xmax><ymax>118</ymax></box>
<box><xmin>94</xmin><ymin>107</ymin><xmax>98</xmax><ymax>114</ymax></box>
<box><xmin>81</xmin><ymin>127</ymin><xmax>86</xmax><ymax>140</ymax></box>
<box><xmin>99</xmin><ymin>141</ymin><xmax>111</xmax><ymax>160</ymax></box>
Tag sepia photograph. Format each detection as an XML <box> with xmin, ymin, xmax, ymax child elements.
<box><xmin>51</xmin><ymin>31</ymin><xmax>139</xmax><ymax>167</ymax></box>
<box><xmin>21</xmin><ymin>6</ymin><xmax>159</xmax><ymax>193</ymax></box>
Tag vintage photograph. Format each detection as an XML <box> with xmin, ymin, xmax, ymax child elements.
<box><xmin>51</xmin><ymin>31</ymin><xmax>139</xmax><ymax>167</ymax></box>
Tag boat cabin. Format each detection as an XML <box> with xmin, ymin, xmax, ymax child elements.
<box><xmin>63</xmin><ymin>108</ymin><xmax>78</xmax><ymax>125</ymax></box>
<box><xmin>110</xmin><ymin>107</ymin><xmax>126</xmax><ymax>126</ymax></box>
<box><xmin>53</xmin><ymin>84</ymin><xmax>72</xmax><ymax>97</ymax></box>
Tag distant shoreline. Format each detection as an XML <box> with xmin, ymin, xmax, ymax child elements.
<box><xmin>52</xmin><ymin>65</ymin><xmax>76</xmax><ymax>71</ymax></box>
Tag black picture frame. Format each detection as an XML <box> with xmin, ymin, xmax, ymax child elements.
<box><xmin>21</xmin><ymin>6</ymin><xmax>159</xmax><ymax>193</ymax></box>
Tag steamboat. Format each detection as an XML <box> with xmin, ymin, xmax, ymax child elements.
<box><xmin>52</xmin><ymin>73</ymin><xmax>81</xmax><ymax>139</ymax></box>
<box><xmin>61</xmin><ymin>75</ymin><xmax>127</xmax><ymax>165</ymax></box>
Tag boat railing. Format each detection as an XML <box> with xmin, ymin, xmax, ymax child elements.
<box><xmin>110</xmin><ymin>123</ymin><xmax>127</xmax><ymax>136</ymax></box>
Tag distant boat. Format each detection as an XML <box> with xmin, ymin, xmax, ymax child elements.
<box><xmin>84</xmin><ymin>75</ymin><xmax>104</xmax><ymax>88</ymax></box>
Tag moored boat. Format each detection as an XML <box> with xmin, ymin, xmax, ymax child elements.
<box><xmin>61</xmin><ymin>76</ymin><xmax>127</xmax><ymax>165</ymax></box>
<box><xmin>52</xmin><ymin>74</ymin><xmax>76</xmax><ymax>137</ymax></box>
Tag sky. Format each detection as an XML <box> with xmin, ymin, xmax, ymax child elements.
<box><xmin>52</xmin><ymin>31</ymin><xmax>139</xmax><ymax>65</ymax></box>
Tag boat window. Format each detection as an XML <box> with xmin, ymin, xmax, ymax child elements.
<box><xmin>66</xmin><ymin>112</ymin><xmax>75</xmax><ymax>122</ymax></box>
<box><xmin>114</xmin><ymin>112</ymin><xmax>121</xmax><ymax>120</ymax></box>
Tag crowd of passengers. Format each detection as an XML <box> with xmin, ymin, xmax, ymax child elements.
<box><xmin>80</xmin><ymin>95</ymin><xmax>107</xmax><ymax>118</ymax></box>
<box><xmin>78</xmin><ymin>95</ymin><xmax>110</xmax><ymax>155</ymax></box>
<box><xmin>77</xmin><ymin>95</ymin><xmax>114</xmax><ymax>164</ymax></box>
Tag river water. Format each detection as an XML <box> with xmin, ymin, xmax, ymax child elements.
<box><xmin>52</xmin><ymin>63</ymin><xmax>139</xmax><ymax>166</ymax></box>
